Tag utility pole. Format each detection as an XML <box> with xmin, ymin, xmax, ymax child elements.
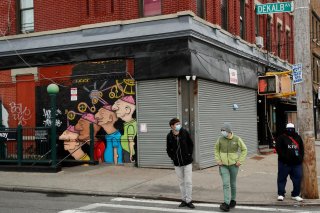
<box><xmin>294</xmin><ymin>1</ymin><xmax>319</xmax><ymax>198</ymax></box>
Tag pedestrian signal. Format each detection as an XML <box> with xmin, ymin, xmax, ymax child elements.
<box><xmin>258</xmin><ymin>75</ymin><xmax>279</xmax><ymax>95</ymax></box>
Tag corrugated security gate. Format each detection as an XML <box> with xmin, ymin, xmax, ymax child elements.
<box><xmin>136</xmin><ymin>79</ymin><xmax>179</xmax><ymax>168</ymax></box>
<box><xmin>197</xmin><ymin>79</ymin><xmax>257</xmax><ymax>169</ymax></box>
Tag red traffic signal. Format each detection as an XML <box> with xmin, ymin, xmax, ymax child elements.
<box><xmin>258</xmin><ymin>75</ymin><xmax>279</xmax><ymax>95</ymax></box>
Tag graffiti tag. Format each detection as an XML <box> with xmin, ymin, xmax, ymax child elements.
<box><xmin>42</xmin><ymin>108</ymin><xmax>62</xmax><ymax>127</ymax></box>
<box><xmin>9</xmin><ymin>102</ymin><xmax>31</xmax><ymax>126</ymax></box>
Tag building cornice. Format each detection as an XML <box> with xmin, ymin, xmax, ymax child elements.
<box><xmin>0</xmin><ymin>12</ymin><xmax>290</xmax><ymax>71</ymax></box>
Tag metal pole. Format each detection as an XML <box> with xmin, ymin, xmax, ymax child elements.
<box><xmin>50</xmin><ymin>94</ymin><xmax>57</xmax><ymax>167</ymax></box>
<box><xmin>0</xmin><ymin>100</ymin><xmax>2</xmax><ymax>127</ymax></box>
<box><xmin>17</xmin><ymin>124</ymin><xmax>23</xmax><ymax>166</ymax></box>
<box><xmin>294</xmin><ymin>1</ymin><xmax>319</xmax><ymax>198</ymax></box>
<box><xmin>89</xmin><ymin>123</ymin><xmax>94</xmax><ymax>164</ymax></box>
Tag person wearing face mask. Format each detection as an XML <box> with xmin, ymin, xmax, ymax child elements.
<box><xmin>214</xmin><ymin>122</ymin><xmax>247</xmax><ymax>212</ymax></box>
<box><xmin>275</xmin><ymin>123</ymin><xmax>304</xmax><ymax>202</ymax></box>
<box><xmin>166</xmin><ymin>118</ymin><xmax>195</xmax><ymax>209</ymax></box>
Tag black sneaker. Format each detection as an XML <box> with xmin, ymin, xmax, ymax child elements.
<box><xmin>186</xmin><ymin>202</ymin><xmax>195</xmax><ymax>209</ymax></box>
<box><xmin>219</xmin><ymin>202</ymin><xmax>230</xmax><ymax>212</ymax></box>
<box><xmin>229</xmin><ymin>200</ymin><xmax>236</xmax><ymax>208</ymax></box>
<box><xmin>178</xmin><ymin>201</ymin><xmax>187</xmax><ymax>207</ymax></box>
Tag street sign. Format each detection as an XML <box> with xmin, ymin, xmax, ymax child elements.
<box><xmin>0</xmin><ymin>130</ymin><xmax>17</xmax><ymax>142</ymax></box>
<box><xmin>256</xmin><ymin>2</ymin><xmax>294</xmax><ymax>15</ymax></box>
<box><xmin>292</xmin><ymin>63</ymin><xmax>303</xmax><ymax>84</ymax></box>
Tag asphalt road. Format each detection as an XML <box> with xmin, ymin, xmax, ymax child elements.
<box><xmin>0</xmin><ymin>191</ymin><xmax>319</xmax><ymax>213</ymax></box>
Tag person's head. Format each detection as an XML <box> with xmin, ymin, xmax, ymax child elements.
<box><xmin>221</xmin><ymin>122</ymin><xmax>232</xmax><ymax>138</ymax></box>
<box><xmin>169</xmin><ymin>118</ymin><xmax>182</xmax><ymax>132</ymax></box>
<box><xmin>286</xmin><ymin>123</ymin><xmax>295</xmax><ymax>134</ymax></box>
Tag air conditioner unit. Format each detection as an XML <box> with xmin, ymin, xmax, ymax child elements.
<box><xmin>256</xmin><ymin>36</ymin><xmax>264</xmax><ymax>48</ymax></box>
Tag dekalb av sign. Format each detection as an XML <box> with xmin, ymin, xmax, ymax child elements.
<box><xmin>256</xmin><ymin>2</ymin><xmax>294</xmax><ymax>15</ymax></box>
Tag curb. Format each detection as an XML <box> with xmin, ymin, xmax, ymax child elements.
<box><xmin>0</xmin><ymin>185</ymin><xmax>319</xmax><ymax>207</ymax></box>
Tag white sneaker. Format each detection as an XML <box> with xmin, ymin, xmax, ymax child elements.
<box><xmin>291</xmin><ymin>196</ymin><xmax>303</xmax><ymax>202</ymax></box>
<box><xmin>277</xmin><ymin>195</ymin><xmax>284</xmax><ymax>201</ymax></box>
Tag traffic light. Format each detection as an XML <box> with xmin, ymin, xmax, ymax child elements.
<box><xmin>258</xmin><ymin>75</ymin><xmax>279</xmax><ymax>95</ymax></box>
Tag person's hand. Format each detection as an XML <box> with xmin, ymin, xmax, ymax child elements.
<box><xmin>130</xmin><ymin>155</ymin><xmax>135</xmax><ymax>162</ymax></box>
<box><xmin>235</xmin><ymin>161</ymin><xmax>241</xmax><ymax>167</ymax></box>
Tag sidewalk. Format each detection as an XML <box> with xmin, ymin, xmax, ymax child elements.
<box><xmin>0</xmin><ymin>146</ymin><xmax>319</xmax><ymax>206</ymax></box>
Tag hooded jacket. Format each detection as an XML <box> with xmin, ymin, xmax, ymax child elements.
<box><xmin>215</xmin><ymin>133</ymin><xmax>247</xmax><ymax>166</ymax></box>
<box><xmin>275</xmin><ymin>130</ymin><xmax>304</xmax><ymax>165</ymax></box>
<box><xmin>166</xmin><ymin>128</ymin><xmax>193</xmax><ymax>167</ymax></box>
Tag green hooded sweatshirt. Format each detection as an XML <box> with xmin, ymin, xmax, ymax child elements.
<box><xmin>215</xmin><ymin>134</ymin><xmax>247</xmax><ymax>166</ymax></box>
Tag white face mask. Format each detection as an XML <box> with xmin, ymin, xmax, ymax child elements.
<box><xmin>221</xmin><ymin>131</ymin><xmax>228</xmax><ymax>137</ymax></box>
<box><xmin>175</xmin><ymin>124</ymin><xmax>182</xmax><ymax>131</ymax></box>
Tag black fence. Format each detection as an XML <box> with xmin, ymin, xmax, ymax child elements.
<box><xmin>0</xmin><ymin>124</ymin><xmax>96</xmax><ymax>168</ymax></box>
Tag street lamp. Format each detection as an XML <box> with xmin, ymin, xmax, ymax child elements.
<box><xmin>47</xmin><ymin>83</ymin><xmax>59</xmax><ymax>167</ymax></box>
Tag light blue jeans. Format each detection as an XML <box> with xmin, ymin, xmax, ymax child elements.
<box><xmin>175</xmin><ymin>163</ymin><xmax>193</xmax><ymax>203</ymax></box>
<box><xmin>219</xmin><ymin>165</ymin><xmax>239</xmax><ymax>204</ymax></box>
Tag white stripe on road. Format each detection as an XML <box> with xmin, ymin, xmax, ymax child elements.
<box><xmin>59</xmin><ymin>198</ymin><xmax>312</xmax><ymax>213</ymax></box>
<box><xmin>60</xmin><ymin>203</ymin><xmax>221</xmax><ymax>213</ymax></box>
<box><xmin>111</xmin><ymin>197</ymin><xmax>304</xmax><ymax>212</ymax></box>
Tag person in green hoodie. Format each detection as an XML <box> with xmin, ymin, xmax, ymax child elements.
<box><xmin>215</xmin><ymin>123</ymin><xmax>247</xmax><ymax>212</ymax></box>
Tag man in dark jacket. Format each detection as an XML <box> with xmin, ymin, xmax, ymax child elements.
<box><xmin>166</xmin><ymin>118</ymin><xmax>194</xmax><ymax>209</ymax></box>
<box><xmin>275</xmin><ymin>123</ymin><xmax>304</xmax><ymax>202</ymax></box>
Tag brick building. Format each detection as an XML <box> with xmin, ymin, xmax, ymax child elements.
<box><xmin>0</xmin><ymin>0</ymin><xmax>293</xmax><ymax>169</ymax></box>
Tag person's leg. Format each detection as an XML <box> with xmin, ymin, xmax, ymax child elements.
<box><xmin>219</xmin><ymin>165</ymin><xmax>231</xmax><ymax>205</ymax></box>
<box><xmin>174</xmin><ymin>166</ymin><xmax>186</xmax><ymax>202</ymax></box>
<box><xmin>277</xmin><ymin>161</ymin><xmax>290</xmax><ymax>196</ymax></box>
<box><xmin>229</xmin><ymin>165</ymin><xmax>239</xmax><ymax>201</ymax></box>
<box><xmin>184</xmin><ymin>164</ymin><xmax>193</xmax><ymax>203</ymax></box>
<box><xmin>289</xmin><ymin>164</ymin><xmax>303</xmax><ymax>197</ymax></box>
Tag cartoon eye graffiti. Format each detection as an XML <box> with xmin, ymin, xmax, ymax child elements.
<box><xmin>77</xmin><ymin>102</ymin><xmax>96</xmax><ymax>113</ymax></box>
<box><xmin>67</xmin><ymin>111</ymin><xmax>76</xmax><ymax>120</ymax></box>
<box><xmin>109</xmin><ymin>91</ymin><xmax>116</xmax><ymax>99</ymax></box>
<box><xmin>78</xmin><ymin>102</ymin><xmax>87</xmax><ymax>113</ymax></box>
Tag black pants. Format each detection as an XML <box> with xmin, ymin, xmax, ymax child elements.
<box><xmin>277</xmin><ymin>161</ymin><xmax>302</xmax><ymax>197</ymax></box>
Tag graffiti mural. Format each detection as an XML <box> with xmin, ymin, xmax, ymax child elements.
<box><xmin>112</xmin><ymin>96</ymin><xmax>136</xmax><ymax>163</ymax></box>
<box><xmin>95</xmin><ymin>104</ymin><xmax>122</xmax><ymax>164</ymax></box>
<box><xmin>34</xmin><ymin>60</ymin><xmax>137</xmax><ymax>165</ymax></box>
<box><xmin>9</xmin><ymin>102</ymin><xmax>31</xmax><ymax>126</ymax></box>
<box><xmin>58</xmin><ymin>125</ymin><xmax>90</xmax><ymax>161</ymax></box>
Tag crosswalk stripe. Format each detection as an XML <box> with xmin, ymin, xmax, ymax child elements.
<box><xmin>111</xmin><ymin>197</ymin><xmax>302</xmax><ymax>212</ymax></box>
<box><xmin>59</xmin><ymin>198</ymin><xmax>313</xmax><ymax>213</ymax></box>
<box><xmin>61</xmin><ymin>203</ymin><xmax>221</xmax><ymax>213</ymax></box>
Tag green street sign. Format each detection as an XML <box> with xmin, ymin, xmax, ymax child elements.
<box><xmin>256</xmin><ymin>2</ymin><xmax>294</xmax><ymax>15</ymax></box>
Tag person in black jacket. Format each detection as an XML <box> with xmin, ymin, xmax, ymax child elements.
<box><xmin>275</xmin><ymin>123</ymin><xmax>304</xmax><ymax>202</ymax></box>
<box><xmin>166</xmin><ymin>118</ymin><xmax>194</xmax><ymax>209</ymax></box>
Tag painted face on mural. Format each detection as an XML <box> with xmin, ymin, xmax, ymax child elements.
<box><xmin>74</xmin><ymin>118</ymin><xmax>91</xmax><ymax>141</ymax></box>
<box><xmin>59</xmin><ymin>130</ymin><xmax>80</xmax><ymax>151</ymax></box>
<box><xmin>95</xmin><ymin>108</ymin><xmax>118</xmax><ymax>126</ymax></box>
<box><xmin>112</xmin><ymin>99</ymin><xmax>135</xmax><ymax>122</ymax></box>
<box><xmin>74</xmin><ymin>118</ymin><xmax>101</xmax><ymax>141</ymax></box>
